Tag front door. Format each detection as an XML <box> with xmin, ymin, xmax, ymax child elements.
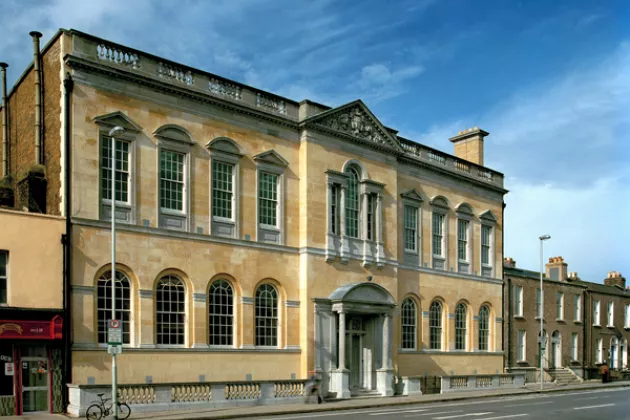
<box><xmin>20</xmin><ymin>347</ymin><xmax>49</xmax><ymax>412</ymax></box>
<box><xmin>350</xmin><ymin>334</ymin><xmax>362</xmax><ymax>388</ymax></box>
<box><xmin>611</xmin><ymin>344</ymin><xmax>616</xmax><ymax>369</ymax></box>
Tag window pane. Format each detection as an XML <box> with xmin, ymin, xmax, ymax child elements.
<box><xmin>458</xmin><ymin>220</ymin><xmax>468</xmax><ymax>261</ymax></box>
<box><xmin>156</xmin><ymin>276</ymin><xmax>186</xmax><ymax>345</ymax></box>
<box><xmin>0</xmin><ymin>251</ymin><xmax>6</xmax><ymax>304</ymax></box>
<box><xmin>481</xmin><ymin>226</ymin><xmax>491</xmax><ymax>265</ymax></box>
<box><xmin>96</xmin><ymin>271</ymin><xmax>132</xmax><ymax>344</ymax></box>
<box><xmin>401</xmin><ymin>298</ymin><xmax>416</xmax><ymax>349</ymax></box>
<box><xmin>455</xmin><ymin>303</ymin><xmax>467</xmax><ymax>350</ymax></box>
<box><xmin>432</xmin><ymin>213</ymin><xmax>444</xmax><ymax>256</ymax></box>
<box><xmin>345</xmin><ymin>168</ymin><xmax>360</xmax><ymax>238</ymax></box>
<box><xmin>258</xmin><ymin>172</ymin><xmax>278</xmax><ymax>226</ymax></box>
<box><xmin>430</xmin><ymin>301</ymin><xmax>442</xmax><ymax>350</ymax></box>
<box><xmin>212</xmin><ymin>161</ymin><xmax>234</xmax><ymax>219</ymax></box>
<box><xmin>479</xmin><ymin>306</ymin><xmax>489</xmax><ymax>351</ymax></box>
<box><xmin>208</xmin><ymin>280</ymin><xmax>233</xmax><ymax>346</ymax></box>
<box><xmin>102</xmin><ymin>137</ymin><xmax>130</xmax><ymax>203</ymax></box>
<box><xmin>255</xmin><ymin>284</ymin><xmax>278</xmax><ymax>346</ymax></box>
<box><xmin>160</xmin><ymin>150</ymin><xmax>185</xmax><ymax>211</ymax></box>
<box><xmin>404</xmin><ymin>206</ymin><xmax>417</xmax><ymax>251</ymax></box>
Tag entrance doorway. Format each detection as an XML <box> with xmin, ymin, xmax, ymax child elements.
<box><xmin>20</xmin><ymin>346</ymin><xmax>49</xmax><ymax>413</ymax></box>
<box><xmin>610</xmin><ymin>337</ymin><xmax>618</xmax><ymax>369</ymax></box>
<box><xmin>551</xmin><ymin>331</ymin><xmax>561</xmax><ymax>369</ymax></box>
<box><xmin>345</xmin><ymin>317</ymin><xmax>371</xmax><ymax>391</ymax></box>
<box><xmin>349</xmin><ymin>334</ymin><xmax>362</xmax><ymax>388</ymax></box>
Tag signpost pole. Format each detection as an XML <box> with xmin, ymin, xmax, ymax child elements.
<box><xmin>109</xmin><ymin>126</ymin><xmax>125</xmax><ymax>420</ymax></box>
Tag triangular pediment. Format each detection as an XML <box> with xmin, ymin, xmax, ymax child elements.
<box><xmin>304</xmin><ymin>100</ymin><xmax>403</xmax><ymax>152</ymax></box>
<box><xmin>400</xmin><ymin>189</ymin><xmax>423</xmax><ymax>203</ymax></box>
<box><xmin>93</xmin><ymin>111</ymin><xmax>142</xmax><ymax>133</ymax></box>
<box><xmin>480</xmin><ymin>210</ymin><xmax>497</xmax><ymax>223</ymax></box>
<box><xmin>253</xmin><ymin>149</ymin><xmax>289</xmax><ymax>167</ymax></box>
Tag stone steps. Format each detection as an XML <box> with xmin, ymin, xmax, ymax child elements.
<box><xmin>550</xmin><ymin>369</ymin><xmax>582</xmax><ymax>385</ymax></box>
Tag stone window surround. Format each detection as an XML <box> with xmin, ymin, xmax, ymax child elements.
<box><xmin>207</xmin><ymin>137</ymin><xmax>244</xmax><ymax>239</ymax></box>
<box><xmin>570</xmin><ymin>332</ymin><xmax>579</xmax><ymax>361</ymax></box>
<box><xmin>430</xmin><ymin>196</ymin><xmax>449</xmax><ymax>271</ymax></box>
<box><xmin>96</xmin><ymin>121</ymin><xmax>140</xmax><ymax>225</ymax></box>
<box><xmin>479</xmin><ymin>210</ymin><xmax>497</xmax><ymax>278</ymax></box>
<box><xmin>155</xmin><ymin>274</ymin><xmax>188</xmax><ymax>348</ymax></box>
<box><xmin>399</xmin><ymin>296</ymin><xmax>418</xmax><ymax>351</ymax></box>
<box><xmin>254</xmin><ymin>150</ymin><xmax>288</xmax><ymax>245</ymax></box>
<box><xmin>574</xmin><ymin>294</ymin><xmax>582</xmax><ymax>322</ymax></box>
<box><xmin>326</xmin><ymin>161</ymin><xmax>385</xmax><ymax>267</ymax></box>
<box><xmin>455</xmin><ymin>203</ymin><xmax>474</xmax><ymax>275</ymax></box>
<box><xmin>454</xmin><ymin>302</ymin><xmax>468</xmax><ymax>351</ymax></box>
<box><xmin>155</xmin><ymin>126</ymin><xmax>194</xmax><ymax>233</ymax></box>
<box><xmin>400</xmin><ymin>190</ymin><xmax>423</xmax><ymax>266</ymax></box>
<box><xmin>625</xmin><ymin>304</ymin><xmax>630</xmax><ymax>329</ymax></box>
<box><xmin>96</xmin><ymin>270</ymin><xmax>133</xmax><ymax>346</ymax></box>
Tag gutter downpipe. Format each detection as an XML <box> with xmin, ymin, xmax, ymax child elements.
<box><xmin>502</xmin><ymin>201</ymin><xmax>506</xmax><ymax>369</ymax></box>
<box><xmin>30</xmin><ymin>31</ymin><xmax>43</xmax><ymax>165</ymax></box>
<box><xmin>1</xmin><ymin>62</ymin><xmax>8</xmax><ymax>177</ymax></box>
<box><xmin>62</xmin><ymin>72</ymin><xmax>73</xmax><ymax>410</ymax></box>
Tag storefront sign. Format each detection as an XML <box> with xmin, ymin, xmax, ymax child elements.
<box><xmin>4</xmin><ymin>363</ymin><xmax>13</xmax><ymax>376</ymax></box>
<box><xmin>0</xmin><ymin>316</ymin><xmax>63</xmax><ymax>340</ymax></box>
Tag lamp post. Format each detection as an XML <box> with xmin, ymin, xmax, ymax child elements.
<box><xmin>108</xmin><ymin>126</ymin><xmax>125</xmax><ymax>420</ymax></box>
<box><xmin>539</xmin><ymin>234</ymin><xmax>551</xmax><ymax>391</ymax></box>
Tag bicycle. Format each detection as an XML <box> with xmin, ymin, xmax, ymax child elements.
<box><xmin>85</xmin><ymin>393</ymin><xmax>131</xmax><ymax>420</ymax></box>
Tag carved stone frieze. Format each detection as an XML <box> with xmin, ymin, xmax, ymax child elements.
<box><xmin>316</xmin><ymin>106</ymin><xmax>392</xmax><ymax>148</ymax></box>
<box><xmin>256</xmin><ymin>93</ymin><xmax>287</xmax><ymax>115</ymax></box>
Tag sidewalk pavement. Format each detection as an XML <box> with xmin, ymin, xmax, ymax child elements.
<box><xmin>9</xmin><ymin>380</ymin><xmax>630</xmax><ymax>420</ymax></box>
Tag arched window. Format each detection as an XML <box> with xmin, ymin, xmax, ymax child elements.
<box><xmin>208</xmin><ymin>279</ymin><xmax>234</xmax><ymax>346</ymax></box>
<box><xmin>401</xmin><ymin>298</ymin><xmax>417</xmax><ymax>350</ymax></box>
<box><xmin>97</xmin><ymin>270</ymin><xmax>131</xmax><ymax>344</ymax></box>
<box><xmin>255</xmin><ymin>284</ymin><xmax>278</xmax><ymax>347</ymax></box>
<box><xmin>345</xmin><ymin>167</ymin><xmax>360</xmax><ymax>238</ymax></box>
<box><xmin>455</xmin><ymin>303</ymin><xmax>467</xmax><ymax>350</ymax></box>
<box><xmin>429</xmin><ymin>301</ymin><xmax>443</xmax><ymax>350</ymax></box>
<box><xmin>479</xmin><ymin>305</ymin><xmax>490</xmax><ymax>351</ymax></box>
<box><xmin>156</xmin><ymin>275</ymin><xmax>186</xmax><ymax>345</ymax></box>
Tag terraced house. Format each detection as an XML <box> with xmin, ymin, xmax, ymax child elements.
<box><xmin>0</xmin><ymin>29</ymin><xmax>508</xmax><ymax>403</ymax></box>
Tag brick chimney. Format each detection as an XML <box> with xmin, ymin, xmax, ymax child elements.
<box><xmin>503</xmin><ymin>257</ymin><xmax>516</xmax><ymax>268</ymax></box>
<box><xmin>449</xmin><ymin>127</ymin><xmax>489</xmax><ymax>166</ymax></box>
<box><xmin>546</xmin><ymin>256</ymin><xmax>568</xmax><ymax>281</ymax></box>
<box><xmin>604</xmin><ymin>271</ymin><xmax>626</xmax><ymax>289</ymax></box>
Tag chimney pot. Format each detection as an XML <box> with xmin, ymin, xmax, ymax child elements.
<box><xmin>29</xmin><ymin>31</ymin><xmax>43</xmax><ymax>38</ymax></box>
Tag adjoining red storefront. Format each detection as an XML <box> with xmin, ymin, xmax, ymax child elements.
<box><xmin>0</xmin><ymin>315</ymin><xmax>63</xmax><ymax>416</ymax></box>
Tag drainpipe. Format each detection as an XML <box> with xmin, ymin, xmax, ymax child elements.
<box><xmin>0</xmin><ymin>62</ymin><xmax>8</xmax><ymax>177</ymax></box>
<box><xmin>501</xmin><ymin>201</ymin><xmax>506</xmax><ymax>368</ymax></box>
<box><xmin>583</xmin><ymin>289</ymin><xmax>588</xmax><ymax>378</ymax></box>
<box><xmin>30</xmin><ymin>31</ymin><xmax>43</xmax><ymax>165</ymax></box>
<box><xmin>508</xmin><ymin>278</ymin><xmax>513</xmax><ymax>369</ymax></box>
<box><xmin>62</xmin><ymin>72</ymin><xmax>73</xmax><ymax>410</ymax></box>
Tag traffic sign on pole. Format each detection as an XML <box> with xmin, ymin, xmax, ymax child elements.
<box><xmin>108</xmin><ymin>319</ymin><xmax>123</xmax><ymax>345</ymax></box>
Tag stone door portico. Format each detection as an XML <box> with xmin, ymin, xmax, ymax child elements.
<box><xmin>313</xmin><ymin>282</ymin><xmax>396</xmax><ymax>398</ymax></box>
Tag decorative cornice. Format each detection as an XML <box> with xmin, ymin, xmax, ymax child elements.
<box><xmin>285</xmin><ymin>300</ymin><xmax>300</xmax><ymax>308</ymax></box>
<box><xmin>139</xmin><ymin>289</ymin><xmax>153</xmax><ymax>298</ymax></box>
<box><xmin>65</xmin><ymin>55</ymin><xmax>299</xmax><ymax>130</ymax></box>
<box><xmin>71</xmin><ymin>285</ymin><xmax>94</xmax><ymax>295</ymax></box>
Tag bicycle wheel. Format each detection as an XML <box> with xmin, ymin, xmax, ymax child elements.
<box><xmin>85</xmin><ymin>404</ymin><xmax>103</xmax><ymax>420</ymax></box>
<box><xmin>117</xmin><ymin>402</ymin><xmax>131</xmax><ymax>420</ymax></box>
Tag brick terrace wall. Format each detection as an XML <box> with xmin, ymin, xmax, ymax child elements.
<box><xmin>504</xmin><ymin>273</ymin><xmax>585</xmax><ymax>369</ymax></box>
<box><xmin>584</xmin><ymin>291</ymin><xmax>630</xmax><ymax>368</ymax></box>
<box><xmin>3</xmin><ymin>36</ymin><xmax>62</xmax><ymax>215</ymax></box>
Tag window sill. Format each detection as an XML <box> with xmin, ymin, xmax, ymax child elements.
<box><xmin>574</xmin><ymin>320</ymin><xmax>582</xmax><ymax>324</ymax></box>
<box><xmin>517</xmin><ymin>360</ymin><xmax>528</xmax><ymax>364</ymax></box>
<box><xmin>160</xmin><ymin>208</ymin><xmax>187</xmax><ymax>217</ymax></box>
<box><xmin>102</xmin><ymin>200</ymin><xmax>132</xmax><ymax>209</ymax></box>
<box><xmin>212</xmin><ymin>216</ymin><xmax>235</xmax><ymax>225</ymax></box>
<box><xmin>556</xmin><ymin>318</ymin><xmax>565</xmax><ymax>322</ymax></box>
<box><xmin>607</xmin><ymin>325</ymin><xmax>615</xmax><ymax>329</ymax></box>
<box><xmin>593</xmin><ymin>324</ymin><xmax>601</xmax><ymax>328</ymax></box>
<box><xmin>535</xmin><ymin>316</ymin><xmax>543</xmax><ymax>321</ymax></box>
<box><xmin>404</xmin><ymin>249</ymin><xmax>419</xmax><ymax>255</ymax></box>
<box><xmin>259</xmin><ymin>224</ymin><xmax>280</xmax><ymax>232</ymax></box>
<box><xmin>514</xmin><ymin>316</ymin><xmax>525</xmax><ymax>320</ymax></box>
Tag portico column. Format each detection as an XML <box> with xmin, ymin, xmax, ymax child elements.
<box><xmin>338</xmin><ymin>311</ymin><xmax>346</xmax><ymax>370</ymax></box>
<box><xmin>382</xmin><ymin>313</ymin><xmax>392</xmax><ymax>370</ymax></box>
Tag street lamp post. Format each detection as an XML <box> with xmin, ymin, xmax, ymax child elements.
<box><xmin>539</xmin><ymin>234</ymin><xmax>551</xmax><ymax>391</ymax></box>
<box><xmin>108</xmin><ymin>126</ymin><xmax>125</xmax><ymax>420</ymax></box>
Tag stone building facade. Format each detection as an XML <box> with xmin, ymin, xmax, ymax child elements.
<box><xmin>504</xmin><ymin>256</ymin><xmax>629</xmax><ymax>380</ymax></box>
<box><xmin>1</xmin><ymin>29</ymin><xmax>508</xmax><ymax>400</ymax></box>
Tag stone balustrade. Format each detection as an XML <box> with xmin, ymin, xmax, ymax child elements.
<box><xmin>67</xmin><ymin>379</ymin><xmax>307</xmax><ymax>417</ymax></box>
<box><xmin>440</xmin><ymin>373</ymin><xmax>525</xmax><ymax>393</ymax></box>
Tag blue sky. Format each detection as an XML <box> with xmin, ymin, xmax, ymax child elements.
<box><xmin>1</xmin><ymin>0</ymin><xmax>628</xmax><ymax>283</ymax></box>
